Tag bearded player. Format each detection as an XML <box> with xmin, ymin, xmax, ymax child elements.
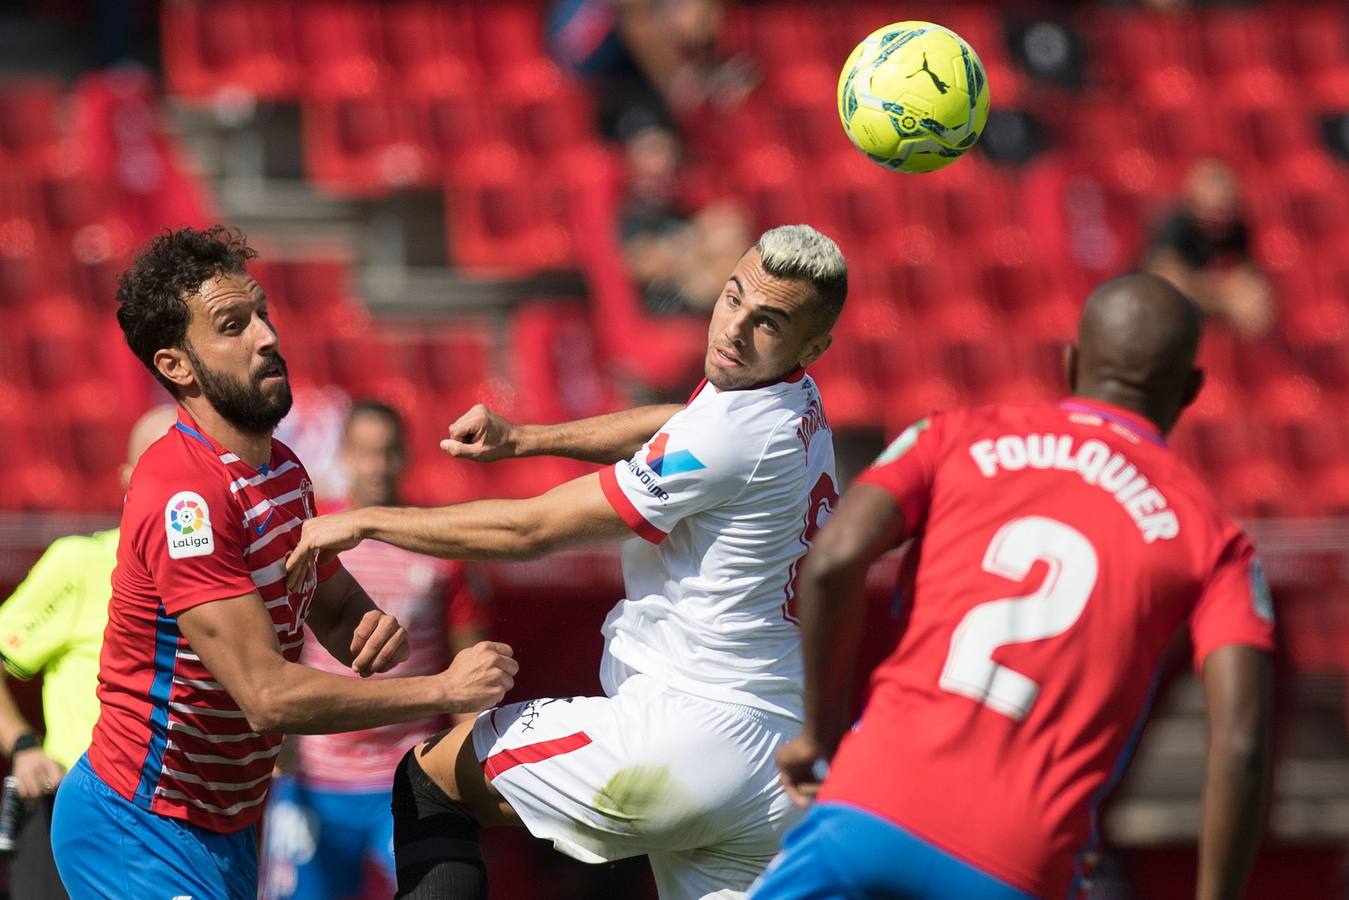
<box><xmin>287</xmin><ymin>225</ymin><xmax>847</xmax><ymax>899</ymax></box>
<box><xmin>754</xmin><ymin>273</ymin><xmax>1273</xmax><ymax>900</ymax></box>
<box><xmin>51</xmin><ymin>227</ymin><xmax>517</xmax><ymax>900</ymax></box>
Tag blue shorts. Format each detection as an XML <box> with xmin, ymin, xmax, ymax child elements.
<box><xmin>750</xmin><ymin>802</ymin><xmax>1038</xmax><ymax>900</ymax></box>
<box><xmin>259</xmin><ymin>774</ymin><xmax>395</xmax><ymax>900</ymax></box>
<box><xmin>51</xmin><ymin>754</ymin><xmax>258</xmax><ymax>900</ymax></box>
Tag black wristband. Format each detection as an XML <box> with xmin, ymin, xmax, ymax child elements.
<box><xmin>9</xmin><ymin>733</ymin><xmax>39</xmax><ymax>757</ymax></box>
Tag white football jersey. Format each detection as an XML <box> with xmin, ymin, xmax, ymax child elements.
<box><xmin>597</xmin><ymin>372</ymin><xmax>837</xmax><ymax>721</ymax></box>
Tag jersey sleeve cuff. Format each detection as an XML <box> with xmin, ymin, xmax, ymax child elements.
<box><xmin>853</xmin><ymin>469</ymin><xmax>928</xmax><ymax>534</ymax></box>
<box><xmin>162</xmin><ymin>578</ymin><xmax>262</xmax><ymax>617</ymax></box>
<box><xmin>599</xmin><ymin>466</ymin><xmax>668</xmax><ymax>545</ymax></box>
<box><xmin>1192</xmin><ymin>635</ymin><xmax>1276</xmax><ymax>674</ymax></box>
<box><xmin>0</xmin><ymin>652</ymin><xmax>37</xmax><ymax>681</ymax></box>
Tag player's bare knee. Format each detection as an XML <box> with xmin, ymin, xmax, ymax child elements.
<box><xmin>413</xmin><ymin>720</ymin><xmax>515</xmax><ymax>826</ymax></box>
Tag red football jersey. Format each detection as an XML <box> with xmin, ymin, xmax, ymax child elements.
<box><xmin>90</xmin><ymin>410</ymin><xmax>338</xmax><ymax>833</ymax></box>
<box><xmin>819</xmin><ymin>399</ymin><xmax>1275</xmax><ymax>899</ymax></box>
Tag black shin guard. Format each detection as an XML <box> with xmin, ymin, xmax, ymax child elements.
<box><xmin>391</xmin><ymin>748</ymin><xmax>487</xmax><ymax>900</ymax></box>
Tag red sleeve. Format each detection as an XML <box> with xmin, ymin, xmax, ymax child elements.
<box><xmin>1189</xmin><ymin>530</ymin><xmax>1276</xmax><ymax>671</ymax></box>
<box><xmin>316</xmin><ymin>555</ymin><xmax>341</xmax><ymax>583</ymax></box>
<box><xmin>444</xmin><ymin>563</ymin><xmax>488</xmax><ymax>631</ymax></box>
<box><xmin>853</xmin><ymin>414</ymin><xmax>945</xmax><ymax>534</ymax></box>
<box><xmin>135</xmin><ymin>473</ymin><xmax>256</xmax><ymax>617</ymax></box>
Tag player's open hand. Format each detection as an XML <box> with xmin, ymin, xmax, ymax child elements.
<box><xmin>349</xmin><ymin>608</ymin><xmax>411</xmax><ymax>677</ymax></box>
<box><xmin>284</xmin><ymin>512</ymin><xmax>365</xmax><ymax>593</ymax></box>
<box><xmin>441</xmin><ymin>404</ymin><xmax>518</xmax><ymax>463</ymax></box>
<box><xmin>12</xmin><ymin>746</ymin><xmax>65</xmax><ymax>799</ymax></box>
<box><xmin>442</xmin><ymin>641</ymin><xmax>518</xmax><ymax>712</ymax></box>
<box><xmin>776</xmin><ymin>736</ymin><xmax>829</xmax><ymax>808</ymax></box>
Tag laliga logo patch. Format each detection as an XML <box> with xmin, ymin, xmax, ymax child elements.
<box><xmin>645</xmin><ymin>432</ymin><xmax>705</xmax><ymax>477</ymax></box>
<box><xmin>166</xmin><ymin>490</ymin><xmax>215</xmax><ymax>559</ymax></box>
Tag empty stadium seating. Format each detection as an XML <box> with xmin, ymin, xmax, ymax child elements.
<box><xmin>0</xmin><ymin>1</ymin><xmax>1343</xmax><ymax>524</ymax></box>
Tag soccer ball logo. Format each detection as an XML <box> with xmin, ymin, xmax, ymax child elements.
<box><xmin>170</xmin><ymin>499</ymin><xmax>205</xmax><ymax>534</ymax></box>
<box><xmin>837</xmin><ymin>21</ymin><xmax>990</xmax><ymax>173</ymax></box>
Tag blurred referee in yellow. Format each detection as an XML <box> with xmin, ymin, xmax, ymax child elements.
<box><xmin>0</xmin><ymin>405</ymin><xmax>177</xmax><ymax>899</ymax></box>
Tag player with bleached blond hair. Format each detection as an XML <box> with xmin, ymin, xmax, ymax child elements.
<box><xmin>287</xmin><ymin>225</ymin><xmax>848</xmax><ymax>899</ymax></box>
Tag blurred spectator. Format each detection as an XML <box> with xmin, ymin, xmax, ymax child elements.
<box><xmin>1144</xmin><ymin>159</ymin><xmax>1275</xmax><ymax>339</ymax></box>
<box><xmin>260</xmin><ymin>401</ymin><xmax>488</xmax><ymax>900</ymax></box>
<box><xmin>0</xmin><ymin>404</ymin><xmax>176</xmax><ymax>900</ymax></box>
<box><xmin>619</xmin><ymin>121</ymin><xmax>751</xmax><ymax>316</ymax></box>
<box><xmin>548</xmin><ymin>0</ymin><xmax>755</xmax><ymax>140</ymax></box>
<box><xmin>275</xmin><ymin>383</ymin><xmax>353</xmax><ymax>505</ymax></box>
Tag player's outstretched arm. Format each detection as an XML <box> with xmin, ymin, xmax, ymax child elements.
<box><xmin>176</xmin><ymin>593</ymin><xmax>518</xmax><ymax>734</ymax></box>
<box><xmin>1196</xmin><ymin>644</ymin><xmax>1273</xmax><ymax>900</ymax></box>
<box><xmin>778</xmin><ymin>483</ymin><xmax>910</xmax><ymax>807</ymax></box>
<box><xmin>304</xmin><ymin>564</ymin><xmax>410</xmax><ymax>676</ymax></box>
<box><xmin>442</xmin><ymin>403</ymin><xmax>682</xmax><ymax>465</ymax></box>
<box><xmin>284</xmin><ymin>473</ymin><xmax>633</xmax><ymax>590</ymax></box>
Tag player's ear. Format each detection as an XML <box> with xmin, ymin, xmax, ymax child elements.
<box><xmin>798</xmin><ymin>332</ymin><xmax>832</xmax><ymax>368</ymax></box>
<box><xmin>1064</xmin><ymin>344</ymin><xmax>1079</xmax><ymax>392</ymax></box>
<box><xmin>154</xmin><ymin>346</ymin><xmax>196</xmax><ymax>393</ymax></box>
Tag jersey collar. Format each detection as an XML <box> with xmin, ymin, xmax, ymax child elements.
<box><xmin>174</xmin><ymin>408</ymin><xmax>217</xmax><ymax>452</ymax></box>
<box><xmin>174</xmin><ymin>409</ymin><xmax>275</xmax><ymax>473</ymax></box>
<box><xmin>1058</xmin><ymin>398</ymin><xmax>1166</xmax><ymax>447</ymax></box>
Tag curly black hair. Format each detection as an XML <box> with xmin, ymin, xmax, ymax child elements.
<box><xmin>116</xmin><ymin>226</ymin><xmax>258</xmax><ymax>396</ymax></box>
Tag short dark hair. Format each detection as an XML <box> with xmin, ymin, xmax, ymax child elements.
<box><xmin>345</xmin><ymin>399</ymin><xmax>405</xmax><ymax>452</ymax></box>
<box><xmin>116</xmin><ymin>226</ymin><xmax>258</xmax><ymax>396</ymax></box>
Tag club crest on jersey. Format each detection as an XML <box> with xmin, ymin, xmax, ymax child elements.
<box><xmin>165</xmin><ymin>490</ymin><xmax>215</xmax><ymax>559</ymax></box>
<box><xmin>646</xmin><ymin>432</ymin><xmax>705</xmax><ymax>476</ymax></box>
<box><xmin>299</xmin><ymin>477</ymin><xmax>315</xmax><ymax>519</ymax></box>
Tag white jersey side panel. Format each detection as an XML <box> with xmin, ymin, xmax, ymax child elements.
<box><xmin>598</xmin><ymin>374</ymin><xmax>837</xmax><ymax>720</ymax></box>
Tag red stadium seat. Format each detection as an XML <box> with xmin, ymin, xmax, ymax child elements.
<box><xmin>510</xmin><ymin>301</ymin><xmax>621</xmax><ymax>425</ymax></box>
<box><xmin>290</xmin><ymin>1</ymin><xmax>382</xmax><ymax>99</ymax></box>
<box><xmin>416</xmin><ymin>323</ymin><xmax>494</xmax><ymax>404</ymax></box>
<box><xmin>462</xmin><ymin>1</ymin><xmax>550</xmax><ymax>71</ymax></box>
<box><xmin>22</xmin><ymin>299</ymin><xmax>94</xmax><ymax>392</ymax></box>
<box><xmin>444</xmin><ymin>142</ymin><xmax>591</xmax><ymax>275</ymax></box>
<box><xmin>160</xmin><ymin>0</ymin><xmax>296</xmax><ymax>102</ymax></box>
<box><xmin>0</xmin><ymin>80</ymin><xmax>61</xmax><ymax>170</ymax></box>
<box><xmin>302</xmin><ymin>96</ymin><xmax>429</xmax><ymax>196</ymax></box>
<box><xmin>376</xmin><ymin>1</ymin><xmax>472</xmax><ymax>98</ymax></box>
<box><xmin>418</xmin><ymin>91</ymin><xmax>502</xmax><ymax>166</ymax></box>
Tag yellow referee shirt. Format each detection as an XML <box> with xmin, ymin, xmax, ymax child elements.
<box><xmin>0</xmin><ymin>529</ymin><xmax>117</xmax><ymax>770</ymax></box>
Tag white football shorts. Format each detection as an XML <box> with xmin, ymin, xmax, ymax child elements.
<box><xmin>470</xmin><ymin>660</ymin><xmax>803</xmax><ymax>900</ymax></box>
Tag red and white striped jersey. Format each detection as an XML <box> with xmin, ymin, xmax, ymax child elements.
<box><xmin>89</xmin><ymin>410</ymin><xmax>338</xmax><ymax>833</ymax></box>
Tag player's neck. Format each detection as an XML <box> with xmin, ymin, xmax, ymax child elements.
<box><xmin>179</xmin><ymin>398</ymin><xmax>273</xmax><ymax>469</ymax></box>
<box><xmin>1070</xmin><ymin>387</ymin><xmax>1169</xmax><ymax>435</ymax></box>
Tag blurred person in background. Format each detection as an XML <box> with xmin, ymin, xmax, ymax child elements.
<box><xmin>620</xmin><ymin>119</ymin><xmax>752</xmax><ymax>317</ymax></box>
<box><xmin>1145</xmin><ymin>158</ymin><xmax>1275</xmax><ymax>339</ymax></box>
<box><xmin>758</xmin><ymin>273</ymin><xmax>1274</xmax><ymax>900</ymax></box>
<box><xmin>0</xmin><ymin>404</ymin><xmax>177</xmax><ymax>900</ymax></box>
<box><xmin>549</xmin><ymin>0</ymin><xmax>755</xmax><ymax>140</ymax></box>
<box><xmin>261</xmin><ymin>400</ymin><xmax>489</xmax><ymax>900</ymax></box>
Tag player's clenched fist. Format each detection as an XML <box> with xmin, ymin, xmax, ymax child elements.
<box><xmin>442</xmin><ymin>640</ymin><xmax>518</xmax><ymax>712</ymax></box>
<box><xmin>776</xmin><ymin>735</ymin><xmax>828</xmax><ymax>809</ymax></box>
<box><xmin>348</xmin><ymin>608</ymin><xmax>411</xmax><ymax>677</ymax></box>
<box><xmin>440</xmin><ymin>404</ymin><xmax>518</xmax><ymax>463</ymax></box>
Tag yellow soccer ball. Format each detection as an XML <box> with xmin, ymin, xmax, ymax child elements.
<box><xmin>837</xmin><ymin>21</ymin><xmax>991</xmax><ymax>173</ymax></box>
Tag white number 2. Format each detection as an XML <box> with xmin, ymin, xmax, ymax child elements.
<box><xmin>939</xmin><ymin>516</ymin><xmax>1099</xmax><ymax>721</ymax></box>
